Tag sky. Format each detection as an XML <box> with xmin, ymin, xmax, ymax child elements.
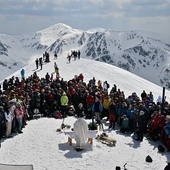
<box><xmin>0</xmin><ymin>52</ymin><xmax>170</xmax><ymax>170</ymax></box>
<box><xmin>0</xmin><ymin>0</ymin><xmax>170</xmax><ymax>36</ymax></box>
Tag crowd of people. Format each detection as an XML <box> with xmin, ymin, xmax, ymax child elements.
<box><xmin>67</xmin><ymin>50</ymin><xmax>81</xmax><ymax>63</ymax></box>
<box><xmin>1</xmin><ymin>64</ymin><xmax>170</xmax><ymax>153</ymax></box>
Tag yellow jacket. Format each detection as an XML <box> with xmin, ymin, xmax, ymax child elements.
<box><xmin>103</xmin><ymin>99</ymin><xmax>111</xmax><ymax>109</ymax></box>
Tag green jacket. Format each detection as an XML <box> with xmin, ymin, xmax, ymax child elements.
<box><xmin>60</xmin><ymin>94</ymin><xmax>69</xmax><ymax>106</ymax></box>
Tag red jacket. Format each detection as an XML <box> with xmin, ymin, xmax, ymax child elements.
<box><xmin>86</xmin><ymin>94</ymin><xmax>94</xmax><ymax>105</ymax></box>
<box><xmin>15</xmin><ymin>107</ymin><xmax>23</xmax><ymax>119</ymax></box>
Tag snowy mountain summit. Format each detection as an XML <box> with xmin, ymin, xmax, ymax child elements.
<box><xmin>0</xmin><ymin>23</ymin><xmax>170</xmax><ymax>88</ymax></box>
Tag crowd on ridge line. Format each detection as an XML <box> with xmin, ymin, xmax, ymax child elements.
<box><xmin>34</xmin><ymin>49</ymin><xmax>81</xmax><ymax>71</ymax></box>
<box><xmin>33</xmin><ymin>50</ymin><xmax>81</xmax><ymax>80</ymax></box>
<box><xmin>1</xmin><ymin>70</ymin><xmax>170</xmax><ymax>151</ymax></box>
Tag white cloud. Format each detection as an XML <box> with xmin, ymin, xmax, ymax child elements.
<box><xmin>0</xmin><ymin>0</ymin><xmax>169</xmax><ymax>35</ymax></box>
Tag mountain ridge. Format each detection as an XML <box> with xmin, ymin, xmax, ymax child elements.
<box><xmin>0</xmin><ymin>23</ymin><xmax>170</xmax><ymax>89</ymax></box>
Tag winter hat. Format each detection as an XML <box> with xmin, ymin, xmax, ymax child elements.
<box><xmin>140</xmin><ymin>110</ymin><xmax>145</xmax><ymax>116</ymax></box>
<box><xmin>78</xmin><ymin>103</ymin><xmax>83</xmax><ymax>108</ymax></box>
<box><xmin>34</xmin><ymin>108</ymin><xmax>40</xmax><ymax>114</ymax></box>
<box><xmin>166</xmin><ymin>115</ymin><xmax>170</xmax><ymax>120</ymax></box>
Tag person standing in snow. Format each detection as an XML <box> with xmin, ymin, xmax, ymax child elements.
<box><xmin>73</xmin><ymin>113</ymin><xmax>88</xmax><ymax>151</ymax></box>
<box><xmin>102</xmin><ymin>95</ymin><xmax>111</xmax><ymax>120</ymax></box>
<box><xmin>103</xmin><ymin>81</ymin><xmax>110</xmax><ymax>94</ymax></box>
<box><xmin>39</xmin><ymin>57</ymin><xmax>43</xmax><ymax>70</ymax></box>
<box><xmin>4</xmin><ymin>105</ymin><xmax>13</xmax><ymax>137</ymax></box>
<box><xmin>77</xmin><ymin>50</ymin><xmax>81</xmax><ymax>59</ymax></box>
<box><xmin>141</xmin><ymin>90</ymin><xmax>147</xmax><ymax>101</ymax></box>
<box><xmin>54</xmin><ymin>62</ymin><xmax>60</xmax><ymax>78</ymax></box>
<box><xmin>91</xmin><ymin>96</ymin><xmax>103</xmax><ymax>125</ymax></box>
<box><xmin>35</xmin><ymin>58</ymin><xmax>39</xmax><ymax>69</ymax></box>
<box><xmin>67</xmin><ymin>54</ymin><xmax>71</xmax><ymax>63</ymax></box>
<box><xmin>136</xmin><ymin>110</ymin><xmax>146</xmax><ymax>141</ymax></box>
<box><xmin>15</xmin><ymin>103</ymin><xmax>24</xmax><ymax>133</ymax></box>
<box><xmin>60</xmin><ymin>91</ymin><xmax>69</xmax><ymax>118</ymax></box>
<box><xmin>54</xmin><ymin>51</ymin><xmax>58</xmax><ymax>60</ymax></box>
<box><xmin>20</xmin><ymin>69</ymin><xmax>25</xmax><ymax>80</ymax></box>
<box><xmin>108</xmin><ymin>100</ymin><xmax>117</xmax><ymax>129</ymax></box>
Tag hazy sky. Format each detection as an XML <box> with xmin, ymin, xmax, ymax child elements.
<box><xmin>0</xmin><ymin>0</ymin><xmax>170</xmax><ymax>36</ymax></box>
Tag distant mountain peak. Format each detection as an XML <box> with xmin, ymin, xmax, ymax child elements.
<box><xmin>38</xmin><ymin>23</ymin><xmax>83</xmax><ymax>36</ymax></box>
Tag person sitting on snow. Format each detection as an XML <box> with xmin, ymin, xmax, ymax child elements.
<box><xmin>73</xmin><ymin>113</ymin><xmax>88</xmax><ymax>151</ymax></box>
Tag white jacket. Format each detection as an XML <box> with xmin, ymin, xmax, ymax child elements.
<box><xmin>4</xmin><ymin>112</ymin><xmax>13</xmax><ymax>122</ymax></box>
<box><xmin>74</xmin><ymin>118</ymin><xmax>88</xmax><ymax>148</ymax></box>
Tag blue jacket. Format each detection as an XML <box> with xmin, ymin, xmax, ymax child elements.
<box><xmin>164</xmin><ymin>121</ymin><xmax>170</xmax><ymax>135</ymax></box>
<box><xmin>127</xmin><ymin>107</ymin><xmax>137</xmax><ymax>119</ymax></box>
<box><xmin>21</xmin><ymin>69</ymin><xmax>25</xmax><ymax>76</ymax></box>
<box><xmin>91</xmin><ymin>101</ymin><xmax>103</xmax><ymax>113</ymax></box>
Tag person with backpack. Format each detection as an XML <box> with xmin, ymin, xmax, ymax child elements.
<box><xmin>127</xmin><ymin>102</ymin><xmax>137</xmax><ymax>132</ymax></box>
<box><xmin>120</xmin><ymin>115</ymin><xmax>129</xmax><ymax>133</ymax></box>
<box><xmin>103</xmin><ymin>81</ymin><xmax>110</xmax><ymax>94</ymax></box>
<box><xmin>54</xmin><ymin>62</ymin><xmax>60</xmax><ymax>78</ymax></box>
<box><xmin>45</xmin><ymin>72</ymin><xmax>50</xmax><ymax>82</ymax></box>
<box><xmin>91</xmin><ymin>96</ymin><xmax>103</xmax><ymax>125</ymax></box>
<box><xmin>141</xmin><ymin>90</ymin><xmax>147</xmax><ymax>101</ymax></box>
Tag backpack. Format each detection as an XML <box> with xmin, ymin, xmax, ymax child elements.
<box><xmin>145</xmin><ymin>155</ymin><xmax>153</xmax><ymax>162</ymax></box>
<box><xmin>158</xmin><ymin>144</ymin><xmax>165</xmax><ymax>152</ymax></box>
<box><xmin>53</xmin><ymin>111</ymin><xmax>62</xmax><ymax>119</ymax></box>
<box><xmin>107</xmin><ymin>82</ymin><xmax>110</xmax><ymax>89</ymax></box>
